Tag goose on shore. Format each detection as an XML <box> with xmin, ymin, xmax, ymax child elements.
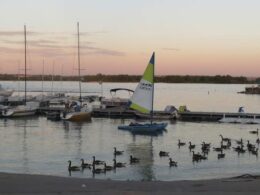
<box><xmin>68</xmin><ymin>160</ymin><xmax>80</xmax><ymax>172</ymax></box>
<box><xmin>236</xmin><ymin>138</ymin><xmax>243</xmax><ymax>145</ymax></box>
<box><xmin>256</xmin><ymin>138</ymin><xmax>260</xmax><ymax>145</ymax></box>
<box><xmin>251</xmin><ymin>148</ymin><xmax>258</xmax><ymax>156</ymax></box>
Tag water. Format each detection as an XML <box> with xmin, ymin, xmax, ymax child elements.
<box><xmin>0</xmin><ymin>81</ymin><xmax>260</xmax><ymax>181</ymax></box>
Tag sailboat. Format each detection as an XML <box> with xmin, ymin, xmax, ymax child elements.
<box><xmin>60</xmin><ymin>22</ymin><xmax>91</xmax><ymax>122</ymax></box>
<box><xmin>2</xmin><ymin>25</ymin><xmax>38</xmax><ymax>117</ymax></box>
<box><xmin>118</xmin><ymin>52</ymin><xmax>168</xmax><ymax>133</ymax></box>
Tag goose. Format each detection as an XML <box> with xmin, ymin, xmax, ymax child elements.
<box><xmin>159</xmin><ymin>151</ymin><xmax>169</xmax><ymax>157</ymax></box>
<box><xmin>68</xmin><ymin>160</ymin><xmax>80</xmax><ymax>172</ymax></box>
<box><xmin>188</xmin><ymin>142</ymin><xmax>195</xmax><ymax>150</ymax></box>
<box><xmin>247</xmin><ymin>140</ymin><xmax>255</xmax><ymax>151</ymax></box>
<box><xmin>219</xmin><ymin>134</ymin><xmax>231</xmax><ymax>142</ymax></box>
<box><xmin>213</xmin><ymin>147</ymin><xmax>223</xmax><ymax>152</ymax></box>
<box><xmin>92</xmin><ymin>156</ymin><xmax>105</xmax><ymax>165</ymax></box>
<box><xmin>217</xmin><ymin>150</ymin><xmax>225</xmax><ymax>159</ymax></box>
<box><xmin>169</xmin><ymin>158</ymin><xmax>178</xmax><ymax>167</ymax></box>
<box><xmin>114</xmin><ymin>147</ymin><xmax>124</xmax><ymax>156</ymax></box>
<box><xmin>236</xmin><ymin>138</ymin><xmax>243</xmax><ymax>145</ymax></box>
<box><xmin>256</xmin><ymin>138</ymin><xmax>260</xmax><ymax>145</ymax></box>
<box><xmin>130</xmin><ymin>155</ymin><xmax>140</xmax><ymax>164</ymax></box>
<box><xmin>178</xmin><ymin>139</ymin><xmax>186</xmax><ymax>147</ymax></box>
<box><xmin>92</xmin><ymin>164</ymin><xmax>105</xmax><ymax>174</ymax></box>
<box><xmin>250</xmin><ymin>129</ymin><xmax>259</xmax><ymax>135</ymax></box>
<box><xmin>113</xmin><ymin>159</ymin><xmax>126</xmax><ymax>168</ymax></box>
<box><xmin>202</xmin><ymin>142</ymin><xmax>211</xmax><ymax>148</ymax></box>
<box><xmin>80</xmin><ymin>159</ymin><xmax>92</xmax><ymax>169</ymax></box>
<box><xmin>192</xmin><ymin>151</ymin><xmax>203</xmax><ymax>161</ymax></box>
<box><xmin>104</xmin><ymin>163</ymin><xmax>114</xmax><ymax>171</ymax></box>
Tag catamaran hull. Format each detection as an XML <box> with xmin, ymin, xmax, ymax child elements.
<box><xmin>118</xmin><ymin>123</ymin><xmax>168</xmax><ymax>133</ymax></box>
<box><xmin>61</xmin><ymin>112</ymin><xmax>91</xmax><ymax>122</ymax></box>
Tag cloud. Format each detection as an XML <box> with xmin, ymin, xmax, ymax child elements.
<box><xmin>0</xmin><ymin>31</ymin><xmax>42</xmax><ymax>36</ymax></box>
<box><xmin>162</xmin><ymin>48</ymin><xmax>180</xmax><ymax>51</ymax></box>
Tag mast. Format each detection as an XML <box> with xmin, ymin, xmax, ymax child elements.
<box><xmin>24</xmin><ymin>25</ymin><xmax>27</xmax><ymax>105</ymax></box>
<box><xmin>41</xmin><ymin>58</ymin><xmax>44</xmax><ymax>97</ymax></box>
<box><xmin>151</xmin><ymin>52</ymin><xmax>155</xmax><ymax>124</ymax></box>
<box><xmin>77</xmin><ymin>22</ymin><xmax>82</xmax><ymax>105</ymax></box>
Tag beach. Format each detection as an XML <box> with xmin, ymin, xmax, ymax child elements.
<box><xmin>0</xmin><ymin>172</ymin><xmax>259</xmax><ymax>195</ymax></box>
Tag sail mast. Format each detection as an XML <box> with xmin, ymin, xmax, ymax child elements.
<box><xmin>24</xmin><ymin>25</ymin><xmax>27</xmax><ymax>105</ymax></box>
<box><xmin>77</xmin><ymin>22</ymin><xmax>82</xmax><ymax>105</ymax></box>
<box><xmin>151</xmin><ymin>52</ymin><xmax>155</xmax><ymax>124</ymax></box>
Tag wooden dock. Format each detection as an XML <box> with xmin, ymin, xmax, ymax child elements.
<box><xmin>178</xmin><ymin>111</ymin><xmax>260</xmax><ymax>122</ymax></box>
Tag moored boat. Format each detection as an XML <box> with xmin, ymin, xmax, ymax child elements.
<box><xmin>118</xmin><ymin>52</ymin><xmax>168</xmax><ymax>134</ymax></box>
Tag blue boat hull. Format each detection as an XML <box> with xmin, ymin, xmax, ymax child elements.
<box><xmin>118</xmin><ymin>122</ymin><xmax>168</xmax><ymax>134</ymax></box>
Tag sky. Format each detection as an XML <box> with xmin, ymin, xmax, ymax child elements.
<box><xmin>1</xmin><ymin>0</ymin><xmax>260</xmax><ymax>76</ymax></box>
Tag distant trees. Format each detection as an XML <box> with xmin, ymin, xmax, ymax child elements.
<box><xmin>0</xmin><ymin>74</ymin><xmax>253</xmax><ymax>84</ymax></box>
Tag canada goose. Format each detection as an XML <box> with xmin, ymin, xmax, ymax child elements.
<box><xmin>169</xmin><ymin>158</ymin><xmax>178</xmax><ymax>167</ymax></box>
<box><xmin>192</xmin><ymin>151</ymin><xmax>206</xmax><ymax>161</ymax></box>
<box><xmin>233</xmin><ymin>146</ymin><xmax>246</xmax><ymax>154</ymax></box>
<box><xmin>114</xmin><ymin>147</ymin><xmax>124</xmax><ymax>156</ymax></box>
<box><xmin>217</xmin><ymin>150</ymin><xmax>225</xmax><ymax>159</ymax></box>
<box><xmin>213</xmin><ymin>147</ymin><xmax>223</xmax><ymax>152</ymax></box>
<box><xmin>189</xmin><ymin>142</ymin><xmax>195</xmax><ymax>150</ymax></box>
<box><xmin>92</xmin><ymin>156</ymin><xmax>105</xmax><ymax>165</ymax></box>
<box><xmin>159</xmin><ymin>151</ymin><xmax>169</xmax><ymax>157</ymax></box>
<box><xmin>130</xmin><ymin>155</ymin><xmax>140</xmax><ymax>164</ymax></box>
<box><xmin>219</xmin><ymin>134</ymin><xmax>231</xmax><ymax>142</ymax></box>
<box><xmin>68</xmin><ymin>160</ymin><xmax>80</xmax><ymax>172</ymax></box>
<box><xmin>80</xmin><ymin>159</ymin><xmax>91</xmax><ymax>169</ymax></box>
<box><xmin>113</xmin><ymin>159</ymin><xmax>126</xmax><ymax>168</ymax></box>
<box><xmin>104</xmin><ymin>163</ymin><xmax>114</xmax><ymax>171</ymax></box>
<box><xmin>256</xmin><ymin>138</ymin><xmax>260</xmax><ymax>145</ymax></box>
<box><xmin>250</xmin><ymin>129</ymin><xmax>259</xmax><ymax>135</ymax></box>
<box><xmin>178</xmin><ymin>139</ymin><xmax>186</xmax><ymax>147</ymax></box>
<box><xmin>202</xmin><ymin>142</ymin><xmax>211</xmax><ymax>148</ymax></box>
<box><xmin>247</xmin><ymin>140</ymin><xmax>255</xmax><ymax>151</ymax></box>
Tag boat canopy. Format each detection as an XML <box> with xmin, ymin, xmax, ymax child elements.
<box><xmin>110</xmin><ymin>88</ymin><xmax>134</xmax><ymax>96</ymax></box>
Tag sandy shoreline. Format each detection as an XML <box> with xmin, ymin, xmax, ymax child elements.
<box><xmin>0</xmin><ymin>172</ymin><xmax>260</xmax><ymax>195</ymax></box>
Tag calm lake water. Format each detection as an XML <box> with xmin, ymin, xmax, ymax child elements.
<box><xmin>0</xmin><ymin>81</ymin><xmax>260</xmax><ymax>181</ymax></box>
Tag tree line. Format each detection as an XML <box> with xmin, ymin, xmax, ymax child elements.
<box><xmin>0</xmin><ymin>73</ymin><xmax>256</xmax><ymax>84</ymax></box>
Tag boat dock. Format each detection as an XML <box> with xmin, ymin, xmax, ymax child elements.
<box><xmin>178</xmin><ymin>111</ymin><xmax>260</xmax><ymax>122</ymax></box>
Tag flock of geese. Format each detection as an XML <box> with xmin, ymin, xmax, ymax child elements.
<box><xmin>68</xmin><ymin>147</ymin><xmax>140</xmax><ymax>175</ymax></box>
<box><xmin>68</xmin><ymin>129</ymin><xmax>260</xmax><ymax>174</ymax></box>
<box><xmin>159</xmin><ymin>129</ymin><xmax>260</xmax><ymax>164</ymax></box>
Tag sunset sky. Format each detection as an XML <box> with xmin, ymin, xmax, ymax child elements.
<box><xmin>1</xmin><ymin>0</ymin><xmax>260</xmax><ymax>76</ymax></box>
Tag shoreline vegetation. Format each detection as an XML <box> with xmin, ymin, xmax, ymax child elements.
<box><xmin>0</xmin><ymin>172</ymin><xmax>260</xmax><ymax>194</ymax></box>
<box><xmin>0</xmin><ymin>74</ymin><xmax>258</xmax><ymax>84</ymax></box>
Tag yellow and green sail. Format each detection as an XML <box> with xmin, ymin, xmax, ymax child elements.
<box><xmin>130</xmin><ymin>52</ymin><xmax>154</xmax><ymax>114</ymax></box>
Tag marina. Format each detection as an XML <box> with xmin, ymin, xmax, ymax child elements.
<box><xmin>0</xmin><ymin>82</ymin><xmax>260</xmax><ymax>181</ymax></box>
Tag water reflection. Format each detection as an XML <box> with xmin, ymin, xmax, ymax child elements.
<box><xmin>127</xmin><ymin>137</ymin><xmax>155</xmax><ymax>181</ymax></box>
<box><xmin>62</xmin><ymin>121</ymin><xmax>83</xmax><ymax>159</ymax></box>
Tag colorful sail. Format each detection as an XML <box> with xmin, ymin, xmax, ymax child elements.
<box><xmin>130</xmin><ymin>52</ymin><xmax>154</xmax><ymax>113</ymax></box>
